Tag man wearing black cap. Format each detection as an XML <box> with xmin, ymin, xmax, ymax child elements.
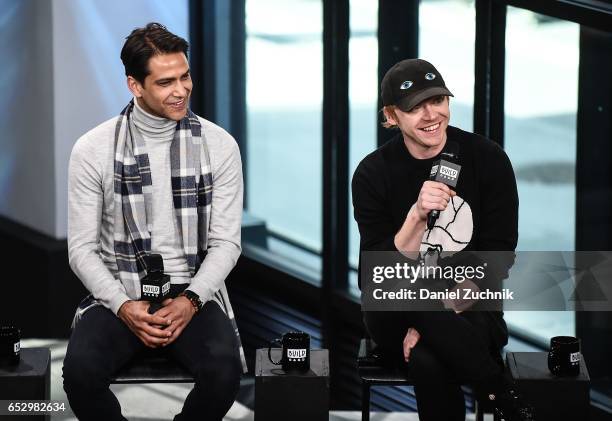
<box><xmin>352</xmin><ymin>59</ymin><xmax>534</xmax><ymax>420</ymax></box>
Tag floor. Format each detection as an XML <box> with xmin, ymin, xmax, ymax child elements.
<box><xmin>23</xmin><ymin>339</ymin><xmax>493</xmax><ymax>421</ymax></box>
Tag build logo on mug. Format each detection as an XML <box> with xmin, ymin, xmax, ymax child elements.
<box><xmin>268</xmin><ymin>331</ymin><xmax>310</xmax><ymax>373</ymax></box>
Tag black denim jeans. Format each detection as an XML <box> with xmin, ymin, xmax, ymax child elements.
<box><xmin>63</xmin><ymin>287</ymin><xmax>241</xmax><ymax>421</ymax></box>
<box><xmin>363</xmin><ymin>310</ymin><xmax>508</xmax><ymax>421</ymax></box>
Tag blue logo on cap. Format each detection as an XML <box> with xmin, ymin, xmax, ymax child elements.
<box><xmin>400</xmin><ymin>81</ymin><xmax>413</xmax><ymax>90</ymax></box>
<box><xmin>425</xmin><ymin>73</ymin><xmax>436</xmax><ymax>81</ymax></box>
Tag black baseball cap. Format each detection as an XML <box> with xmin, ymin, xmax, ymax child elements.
<box><xmin>381</xmin><ymin>59</ymin><xmax>453</xmax><ymax>112</ymax></box>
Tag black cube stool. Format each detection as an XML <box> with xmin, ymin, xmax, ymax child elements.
<box><xmin>255</xmin><ymin>348</ymin><xmax>329</xmax><ymax>421</ymax></box>
<box><xmin>110</xmin><ymin>349</ymin><xmax>193</xmax><ymax>384</ymax></box>
<box><xmin>358</xmin><ymin>339</ymin><xmax>496</xmax><ymax>421</ymax></box>
<box><xmin>0</xmin><ymin>347</ymin><xmax>51</xmax><ymax>421</ymax></box>
<box><xmin>507</xmin><ymin>352</ymin><xmax>590</xmax><ymax>421</ymax></box>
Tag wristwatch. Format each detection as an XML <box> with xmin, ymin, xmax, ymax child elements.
<box><xmin>180</xmin><ymin>290</ymin><xmax>204</xmax><ymax>313</ymax></box>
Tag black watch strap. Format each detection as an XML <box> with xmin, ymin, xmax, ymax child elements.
<box><xmin>180</xmin><ymin>290</ymin><xmax>204</xmax><ymax>313</ymax></box>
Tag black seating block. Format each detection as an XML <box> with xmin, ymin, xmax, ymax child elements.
<box><xmin>255</xmin><ymin>349</ymin><xmax>329</xmax><ymax>421</ymax></box>
<box><xmin>507</xmin><ymin>352</ymin><xmax>590</xmax><ymax>421</ymax></box>
<box><xmin>0</xmin><ymin>348</ymin><xmax>51</xmax><ymax>421</ymax></box>
<box><xmin>111</xmin><ymin>350</ymin><xmax>193</xmax><ymax>384</ymax></box>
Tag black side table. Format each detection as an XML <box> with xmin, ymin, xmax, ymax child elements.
<box><xmin>507</xmin><ymin>351</ymin><xmax>590</xmax><ymax>421</ymax></box>
<box><xmin>0</xmin><ymin>347</ymin><xmax>51</xmax><ymax>421</ymax></box>
<box><xmin>255</xmin><ymin>348</ymin><xmax>329</xmax><ymax>421</ymax></box>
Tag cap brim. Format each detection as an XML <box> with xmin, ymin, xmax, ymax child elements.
<box><xmin>395</xmin><ymin>87</ymin><xmax>454</xmax><ymax>112</ymax></box>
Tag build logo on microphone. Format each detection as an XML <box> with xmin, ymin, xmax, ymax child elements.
<box><xmin>431</xmin><ymin>159</ymin><xmax>461</xmax><ymax>188</ymax></box>
<box><xmin>440</xmin><ymin>165</ymin><xmax>458</xmax><ymax>180</ymax></box>
<box><xmin>142</xmin><ymin>285</ymin><xmax>160</xmax><ymax>296</ymax></box>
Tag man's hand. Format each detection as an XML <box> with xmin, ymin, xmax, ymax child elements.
<box><xmin>117</xmin><ymin>300</ymin><xmax>173</xmax><ymax>348</ymax></box>
<box><xmin>414</xmin><ymin>181</ymin><xmax>456</xmax><ymax>221</ymax></box>
<box><xmin>441</xmin><ymin>279</ymin><xmax>480</xmax><ymax>313</ymax></box>
<box><xmin>153</xmin><ymin>296</ymin><xmax>196</xmax><ymax>346</ymax></box>
<box><xmin>394</xmin><ymin>181</ymin><xmax>456</xmax><ymax>254</ymax></box>
<box><xmin>402</xmin><ymin>327</ymin><xmax>421</xmax><ymax>362</ymax></box>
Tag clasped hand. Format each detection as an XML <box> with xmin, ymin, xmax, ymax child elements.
<box><xmin>118</xmin><ymin>296</ymin><xmax>196</xmax><ymax>348</ymax></box>
<box><xmin>414</xmin><ymin>181</ymin><xmax>456</xmax><ymax>221</ymax></box>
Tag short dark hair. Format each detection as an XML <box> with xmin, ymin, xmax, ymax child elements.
<box><xmin>120</xmin><ymin>22</ymin><xmax>189</xmax><ymax>84</ymax></box>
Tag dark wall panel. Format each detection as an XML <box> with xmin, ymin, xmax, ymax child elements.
<box><xmin>0</xmin><ymin>217</ymin><xmax>87</xmax><ymax>338</ymax></box>
<box><xmin>576</xmin><ymin>25</ymin><xmax>612</xmax><ymax>383</ymax></box>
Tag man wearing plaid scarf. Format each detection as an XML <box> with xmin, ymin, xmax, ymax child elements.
<box><xmin>63</xmin><ymin>23</ymin><xmax>245</xmax><ymax>421</ymax></box>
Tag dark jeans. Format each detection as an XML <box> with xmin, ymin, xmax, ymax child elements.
<box><xmin>363</xmin><ymin>310</ymin><xmax>508</xmax><ymax>421</ymax></box>
<box><xmin>63</xmin><ymin>291</ymin><xmax>242</xmax><ymax>421</ymax></box>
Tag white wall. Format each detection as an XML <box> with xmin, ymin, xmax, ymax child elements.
<box><xmin>0</xmin><ymin>0</ymin><xmax>188</xmax><ymax>238</ymax></box>
<box><xmin>0</xmin><ymin>0</ymin><xmax>56</xmax><ymax>236</ymax></box>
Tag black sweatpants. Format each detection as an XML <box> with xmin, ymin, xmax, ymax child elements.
<box><xmin>63</xmin><ymin>288</ymin><xmax>242</xmax><ymax>421</ymax></box>
<box><xmin>363</xmin><ymin>310</ymin><xmax>508</xmax><ymax>421</ymax></box>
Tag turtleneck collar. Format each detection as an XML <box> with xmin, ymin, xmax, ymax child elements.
<box><xmin>132</xmin><ymin>98</ymin><xmax>177</xmax><ymax>141</ymax></box>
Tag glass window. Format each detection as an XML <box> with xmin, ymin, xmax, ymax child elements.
<box><xmin>244</xmin><ymin>0</ymin><xmax>323</xmax><ymax>280</ymax></box>
<box><xmin>348</xmin><ymin>0</ymin><xmax>378</xmax><ymax>293</ymax></box>
<box><xmin>503</xmin><ymin>7</ymin><xmax>578</xmax><ymax>341</ymax></box>
<box><xmin>419</xmin><ymin>0</ymin><xmax>475</xmax><ymax>132</ymax></box>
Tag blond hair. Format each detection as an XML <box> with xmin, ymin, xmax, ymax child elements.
<box><xmin>381</xmin><ymin>105</ymin><xmax>399</xmax><ymax>129</ymax></box>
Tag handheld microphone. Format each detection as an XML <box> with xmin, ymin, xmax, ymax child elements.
<box><xmin>141</xmin><ymin>254</ymin><xmax>171</xmax><ymax>314</ymax></box>
<box><xmin>427</xmin><ymin>141</ymin><xmax>461</xmax><ymax>230</ymax></box>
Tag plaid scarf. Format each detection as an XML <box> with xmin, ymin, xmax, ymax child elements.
<box><xmin>73</xmin><ymin>100</ymin><xmax>246</xmax><ymax>372</ymax></box>
<box><xmin>112</xmin><ymin>99</ymin><xmax>211</xmax><ymax>282</ymax></box>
